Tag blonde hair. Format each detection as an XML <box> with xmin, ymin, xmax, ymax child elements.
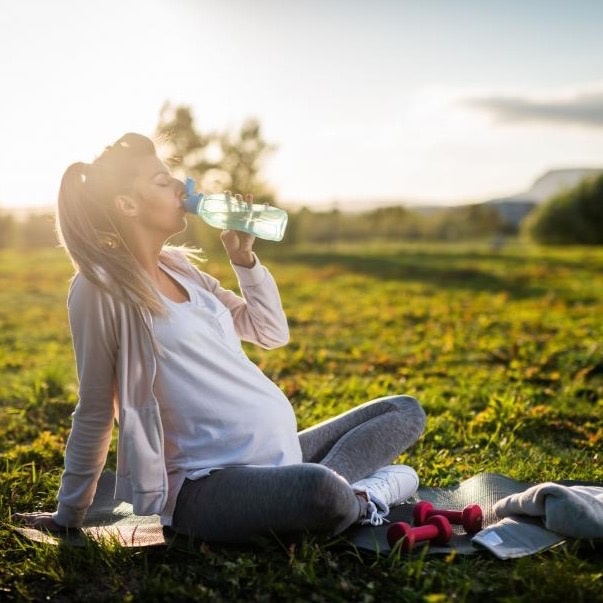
<box><xmin>56</xmin><ymin>133</ymin><xmax>195</xmax><ymax>315</ymax></box>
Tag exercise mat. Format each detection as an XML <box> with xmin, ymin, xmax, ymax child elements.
<box><xmin>15</xmin><ymin>472</ymin><xmax>171</xmax><ymax>548</ymax></box>
<box><xmin>14</xmin><ymin>472</ymin><xmax>600</xmax><ymax>558</ymax></box>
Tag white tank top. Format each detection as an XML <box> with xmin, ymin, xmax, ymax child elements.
<box><xmin>153</xmin><ymin>264</ymin><xmax>302</xmax><ymax>523</ymax></box>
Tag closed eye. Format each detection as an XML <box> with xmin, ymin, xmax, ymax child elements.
<box><xmin>153</xmin><ymin>170</ymin><xmax>172</xmax><ymax>187</ymax></box>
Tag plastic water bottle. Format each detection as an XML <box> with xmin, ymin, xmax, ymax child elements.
<box><xmin>182</xmin><ymin>178</ymin><xmax>288</xmax><ymax>241</ymax></box>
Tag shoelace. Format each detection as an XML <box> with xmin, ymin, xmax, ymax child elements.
<box><xmin>360</xmin><ymin>500</ymin><xmax>390</xmax><ymax>527</ymax></box>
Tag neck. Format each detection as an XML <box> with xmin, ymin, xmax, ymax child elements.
<box><xmin>119</xmin><ymin>227</ymin><xmax>166</xmax><ymax>282</ymax></box>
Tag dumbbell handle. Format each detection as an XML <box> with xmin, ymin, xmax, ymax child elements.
<box><xmin>434</xmin><ymin>509</ymin><xmax>464</xmax><ymax>522</ymax></box>
<box><xmin>387</xmin><ymin>515</ymin><xmax>452</xmax><ymax>552</ymax></box>
<box><xmin>409</xmin><ymin>523</ymin><xmax>441</xmax><ymax>541</ymax></box>
<box><xmin>413</xmin><ymin>501</ymin><xmax>483</xmax><ymax>533</ymax></box>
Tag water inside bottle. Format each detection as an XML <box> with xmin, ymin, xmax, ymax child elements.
<box><xmin>201</xmin><ymin>199</ymin><xmax>287</xmax><ymax>241</ymax></box>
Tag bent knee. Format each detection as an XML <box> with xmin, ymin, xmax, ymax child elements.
<box><xmin>386</xmin><ymin>395</ymin><xmax>427</xmax><ymax>434</ymax></box>
<box><xmin>300</xmin><ymin>465</ymin><xmax>357</xmax><ymax>527</ymax></box>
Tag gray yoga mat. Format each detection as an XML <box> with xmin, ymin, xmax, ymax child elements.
<box><xmin>15</xmin><ymin>472</ymin><xmax>598</xmax><ymax>557</ymax></box>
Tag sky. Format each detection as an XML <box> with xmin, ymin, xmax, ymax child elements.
<box><xmin>1</xmin><ymin>0</ymin><xmax>602</xmax><ymax>210</ymax></box>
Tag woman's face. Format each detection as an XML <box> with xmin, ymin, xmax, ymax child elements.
<box><xmin>127</xmin><ymin>154</ymin><xmax>187</xmax><ymax>238</ymax></box>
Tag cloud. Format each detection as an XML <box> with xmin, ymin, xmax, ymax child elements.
<box><xmin>462</xmin><ymin>91</ymin><xmax>603</xmax><ymax>128</ymax></box>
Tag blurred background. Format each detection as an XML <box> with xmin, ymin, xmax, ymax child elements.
<box><xmin>1</xmin><ymin>0</ymin><xmax>602</xmax><ymax>249</ymax></box>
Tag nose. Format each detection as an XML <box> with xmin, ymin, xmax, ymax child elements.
<box><xmin>173</xmin><ymin>177</ymin><xmax>186</xmax><ymax>200</ymax></box>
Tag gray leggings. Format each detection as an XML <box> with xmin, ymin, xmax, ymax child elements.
<box><xmin>171</xmin><ymin>395</ymin><xmax>426</xmax><ymax>543</ymax></box>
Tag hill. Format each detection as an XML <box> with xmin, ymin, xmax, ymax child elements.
<box><xmin>485</xmin><ymin>168</ymin><xmax>603</xmax><ymax>228</ymax></box>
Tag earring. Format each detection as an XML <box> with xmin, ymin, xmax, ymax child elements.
<box><xmin>97</xmin><ymin>231</ymin><xmax>120</xmax><ymax>250</ymax></box>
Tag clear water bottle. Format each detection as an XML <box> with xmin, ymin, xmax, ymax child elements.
<box><xmin>182</xmin><ymin>178</ymin><xmax>288</xmax><ymax>241</ymax></box>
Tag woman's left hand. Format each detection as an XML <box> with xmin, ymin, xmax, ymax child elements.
<box><xmin>221</xmin><ymin>193</ymin><xmax>256</xmax><ymax>268</ymax></box>
<box><xmin>13</xmin><ymin>512</ymin><xmax>67</xmax><ymax>533</ymax></box>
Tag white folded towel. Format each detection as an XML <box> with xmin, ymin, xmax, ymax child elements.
<box><xmin>494</xmin><ymin>483</ymin><xmax>603</xmax><ymax>539</ymax></box>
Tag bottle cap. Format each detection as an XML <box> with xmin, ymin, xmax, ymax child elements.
<box><xmin>182</xmin><ymin>177</ymin><xmax>204</xmax><ymax>213</ymax></box>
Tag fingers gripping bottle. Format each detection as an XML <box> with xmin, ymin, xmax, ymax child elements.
<box><xmin>182</xmin><ymin>178</ymin><xmax>288</xmax><ymax>241</ymax></box>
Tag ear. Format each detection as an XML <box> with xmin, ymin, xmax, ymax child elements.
<box><xmin>114</xmin><ymin>194</ymin><xmax>140</xmax><ymax>218</ymax></box>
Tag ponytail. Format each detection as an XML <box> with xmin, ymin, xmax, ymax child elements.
<box><xmin>56</xmin><ymin>134</ymin><xmax>168</xmax><ymax>315</ymax></box>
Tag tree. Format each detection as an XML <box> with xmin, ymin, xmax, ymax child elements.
<box><xmin>524</xmin><ymin>173</ymin><xmax>603</xmax><ymax>245</ymax></box>
<box><xmin>217</xmin><ymin>118</ymin><xmax>277</xmax><ymax>202</ymax></box>
<box><xmin>155</xmin><ymin>104</ymin><xmax>276</xmax><ymax>201</ymax></box>
<box><xmin>155</xmin><ymin>103</ymin><xmax>215</xmax><ymax>183</ymax></box>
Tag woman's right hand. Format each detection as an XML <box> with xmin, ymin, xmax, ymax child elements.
<box><xmin>13</xmin><ymin>512</ymin><xmax>67</xmax><ymax>532</ymax></box>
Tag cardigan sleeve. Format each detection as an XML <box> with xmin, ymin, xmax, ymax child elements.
<box><xmin>190</xmin><ymin>254</ymin><xmax>289</xmax><ymax>349</ymax></box>
<box><xmin>52</xmin><ymin>275</ymin><xmax>118</xmax><ymax>528</ymax></box>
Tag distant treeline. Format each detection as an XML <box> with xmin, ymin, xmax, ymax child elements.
<box><xmin>0</xmin><ymin>202</ymin><xmax>508</xmax><ymax>251</ymax></box>
<box><xmin>290</xmin><ymin>203</ymin><xmax>508</xmax><ymax>243</ymax></box>
<box><xmin>0</xmin><ymin>212</ymin><xmax>57</xmax><ymax>249</ymax></box>
<box><xmin>3</xmin><ymin>170</ymin><xmax>602</xmax><ymax>249</ymax></box>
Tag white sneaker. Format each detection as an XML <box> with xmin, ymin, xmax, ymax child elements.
<box><xmin>352</xmin><ymin>465</ymin><xmax>419</xmax><ymax>526</ymax></box>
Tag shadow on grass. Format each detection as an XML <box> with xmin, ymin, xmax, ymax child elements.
<box><xmin>278</xmin><ymin>250</ymin><xmax>551</xmax><ymax>299</ymax></box>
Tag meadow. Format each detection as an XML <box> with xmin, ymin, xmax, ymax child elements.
<box><xmin>1</xmin><ymin>241</ymin><xmax>602</xmax><ymax>602</ymax></box>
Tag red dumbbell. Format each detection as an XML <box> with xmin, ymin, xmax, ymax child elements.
<box><xmin>387</xmin><ymin>515</ymin><xmax>453</xmax><ymax>553</ymax></box>
<box><xmin>413</xmin><ymin>501</ymin><xmax>483</xmax><ymax>534</ymax></box>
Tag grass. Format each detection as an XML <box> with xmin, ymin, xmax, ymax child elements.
<box><xmin>1</xmin><ymin>241</ymin><xmax>602</xmax><ymax>602</ymax></box>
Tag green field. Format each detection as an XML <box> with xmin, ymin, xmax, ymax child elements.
<box><xmin>1</xmin><ymin>242</ymin><xmax>602</xmax><ymax>602</ymax></box>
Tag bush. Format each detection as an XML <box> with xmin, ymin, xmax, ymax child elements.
<box><xmin>525</xmin><ymin>173</ymin><xmax>603</xmax><ymax>245</ymax></box>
